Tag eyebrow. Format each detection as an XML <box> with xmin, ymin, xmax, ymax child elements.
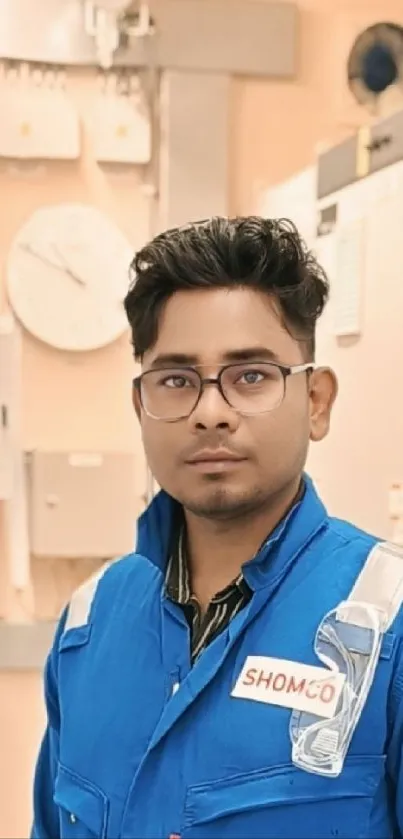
<box><xmin>147</xmin><ymin>347</ymin><xmax>281</xmax><ymax>369</ymax></box>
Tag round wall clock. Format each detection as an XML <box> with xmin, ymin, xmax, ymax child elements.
<box><xmin>6</xmin><ymin>202</ymin><xmax>135</xmax><ymax>352</ymax></box>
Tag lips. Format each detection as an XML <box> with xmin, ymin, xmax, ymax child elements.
<box><xmin>186</xmin><ymin>449</ymin><xmax>245</xmax><ymax>464</ymax></box>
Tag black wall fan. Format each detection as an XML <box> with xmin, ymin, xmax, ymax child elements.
<box><xmin>348</xmin><ymin>22</ymin><xmax>403</xmax><ymax>108</ymax></box>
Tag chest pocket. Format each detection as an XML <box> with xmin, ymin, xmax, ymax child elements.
<box><xmin>181</xmin><ymin>755</ymin><xmax>384</xmax><ymax>839</ymax></box>
<box><xmin>54</xmin><ymin>763</ymin><xmax>109</xmax><ymax>839</ymax></box>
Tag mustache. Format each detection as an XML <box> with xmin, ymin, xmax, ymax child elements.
<box><xmin>182</xmin><ymin>438</ymin><xmax>247</xmax><ymax>461</ymax></box>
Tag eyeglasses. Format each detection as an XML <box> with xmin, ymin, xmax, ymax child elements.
<box><xmin>133</xmin><ymin>361</ymin><xmax>314</xmax><ymax>422</ymax></box>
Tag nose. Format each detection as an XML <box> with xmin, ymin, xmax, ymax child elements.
<box><xmin>189</xmin><ymin>380</ymin><xmax>240</xmax><ymax>431</ymax></box>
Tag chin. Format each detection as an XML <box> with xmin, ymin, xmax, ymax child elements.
<box><xmin>182</xmin><ymin>485</ymin><xmax>265</xmax><ymax>520</ymax></box>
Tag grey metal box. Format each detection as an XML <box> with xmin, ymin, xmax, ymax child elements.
<box><xmin>369</xmin><ymin>109</ymin><xmax>403</xmax><ymax>175</ymax></box>
<box><xmin>26</xmin><ymin>450</ymin><xmax>137</xmax><ymax>559</ymax></box>
<box><xmin>0</xmin><ymin>620</ymin><xmax>57</xmax><ymax>670</ymax></box>
<box><xmin>317</xmin><ymin>137</ymin><xmax>358</xmax><ymax>199</ymax></box>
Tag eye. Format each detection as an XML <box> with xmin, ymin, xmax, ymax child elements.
<box><xmin>162</xmin><ymin>375</ymin><xmax>192</xmax><ymax>389</ymax></box>
<box><xmin>236</xmin><ymin>369</ymin><xmax>265</xmax><ymax>385</ymax></box>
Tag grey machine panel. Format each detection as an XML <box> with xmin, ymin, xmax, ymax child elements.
<box><xmin>26</xmin><ymin>450</ymin><xmax>138</xmax><ymax>559</ymax></box>
<box><xmin>0</xmin><ymin>620</ymin><xmax>57</xmax><ymax>670</ymax></box>
<box><xmin>139</xmin><ymin>0</ymin><xmax>298</xmax><ymax>77</ymax></box>
<box><xmin>317</xmin><ymin>108</ymin><xmax>403</xmax><ymax>199</ymax></box>
<box><xmin>317</xmin><ymin>136</ymin><xmax>358</xmax><ymax>199</ymax></box>
<box><xmin>368</xmin><ymin>109</ymin><xmax>403</xmax><ymax>174</ymax></box>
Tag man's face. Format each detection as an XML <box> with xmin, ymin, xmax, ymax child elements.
<box><xmin>135</xmin><ymin>287</ymin><xmax>336</xmax><ymax>520</ymax></box>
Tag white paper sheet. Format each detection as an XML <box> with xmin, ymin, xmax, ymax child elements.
<box><xmin>332</xmin><ymin>220</ymin><xmax>365</xmax><ymax>338</ymax></box>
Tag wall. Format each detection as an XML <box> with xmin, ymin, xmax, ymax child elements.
<box><xmin>0</xmin><ymin>68</ymin><xmax>150</xmax><ymax>838</ymax></box>
<box><xmin>2</xmin><ymin>0</ymin><xmax>403</xmax><ymax>835</ymax></box>
<box><xmin>309</xmin><ymin>169</ymin><xmax>403</xmax><ymax>539</ymax></box>
<box><xmin>260</xmin><ymin>165</ymin><xmax>403</xmax><ymax>543</ymax></box>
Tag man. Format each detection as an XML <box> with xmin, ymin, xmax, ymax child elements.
<box><xmin>32</xmin><ymin>217</ymin><xmax>403</xmax><ymax>839</ymax></box>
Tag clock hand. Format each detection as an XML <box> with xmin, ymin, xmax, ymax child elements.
<box><xmin>21</xmin><ymin>243</ymin><xmax>124</xmax><ymax>305</ymax></box>
<box><xmin>51</xmin><ymin>244</ymin><xmax>87</xmax><ymax>287</ymax></box>
<box><xmin>21</xmin><ymin>243</ymin><xmax>63</xmax><ymax>271</ymax></box>
<box><xmin>21</xmin><ymin>243</ymin><xmax>86</xmax><ymax>287</ymax></box>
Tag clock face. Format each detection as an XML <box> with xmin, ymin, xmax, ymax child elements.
<box><xmin>6</xmin><ymin>203</ymin><xmax>135</xmax><ymax>352</ymax></box>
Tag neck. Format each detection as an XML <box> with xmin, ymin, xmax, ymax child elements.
<box><xmin>183</xmin><ymin>477</ymin><xmax>302</xmax><ymax>609</ymax></box>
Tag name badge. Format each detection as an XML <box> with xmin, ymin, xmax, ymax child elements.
<box><xmin>232</xmin><ymin>656</ymin><xmax>345</xmax><ymax>719</ymax></box>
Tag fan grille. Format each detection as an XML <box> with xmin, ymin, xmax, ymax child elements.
<box><xmin>347</xmin><ymin>22</ymin><xmax>403</xmax><ymax>106</ymax></box>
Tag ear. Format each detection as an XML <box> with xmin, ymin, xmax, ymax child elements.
<box><xmin>132</xmin><ymin>381</ymin><xmax>142</xmax><ymax>422</ymax></box>
<box><xmin>309</xmin><ymin>367</ymin><xmax>338</xmax><ymax>443</ymax></box>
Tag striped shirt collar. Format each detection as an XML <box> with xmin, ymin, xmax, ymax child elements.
<box><xmin>165</xmin><ymin>519</ymin><xmax>248</xmax><ymax>606</ymax></box>
<box><xmin>165</xmin><ymin>480</ymin><xmax>306</xmax><ymax>605</ymax></box>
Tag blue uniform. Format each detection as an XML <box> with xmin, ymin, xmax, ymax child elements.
<box><xmin>32</xmin><ymin>477</ymin><xmax>403</xmax><ymax>838</ymax></box>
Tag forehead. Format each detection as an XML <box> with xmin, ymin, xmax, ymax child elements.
<box><xmin>144</xmin><ymin>287</ymin><xmax>304</xmax><ymax>365</ymax></box>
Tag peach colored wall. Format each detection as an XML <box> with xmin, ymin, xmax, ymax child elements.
<box><xmin>2</xmin><ymin>1</ymin><xmax>403</xmax><ymax>835</ymax></box>
<box><xmin>0</xmin><ymin>69</ymin><xmax>150</xmax><ymax>838</ymax></box>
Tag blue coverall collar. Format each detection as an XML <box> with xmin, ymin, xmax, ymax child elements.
<box><xmin>136</xmin><ymin>474</ymin><xmax>327</xmax><ymax>589</ymax></box>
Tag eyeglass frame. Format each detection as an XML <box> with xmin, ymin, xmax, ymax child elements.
<box><xmin>133</xmin><ymin>361</ymin><xmax>315</xmax><ymax>423</ymax></box>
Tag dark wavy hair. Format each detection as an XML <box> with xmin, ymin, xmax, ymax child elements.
<box><xmin>124</xmin><ymin>216</ymin><xmax>329</xmax><ymax>360</ymax></box>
